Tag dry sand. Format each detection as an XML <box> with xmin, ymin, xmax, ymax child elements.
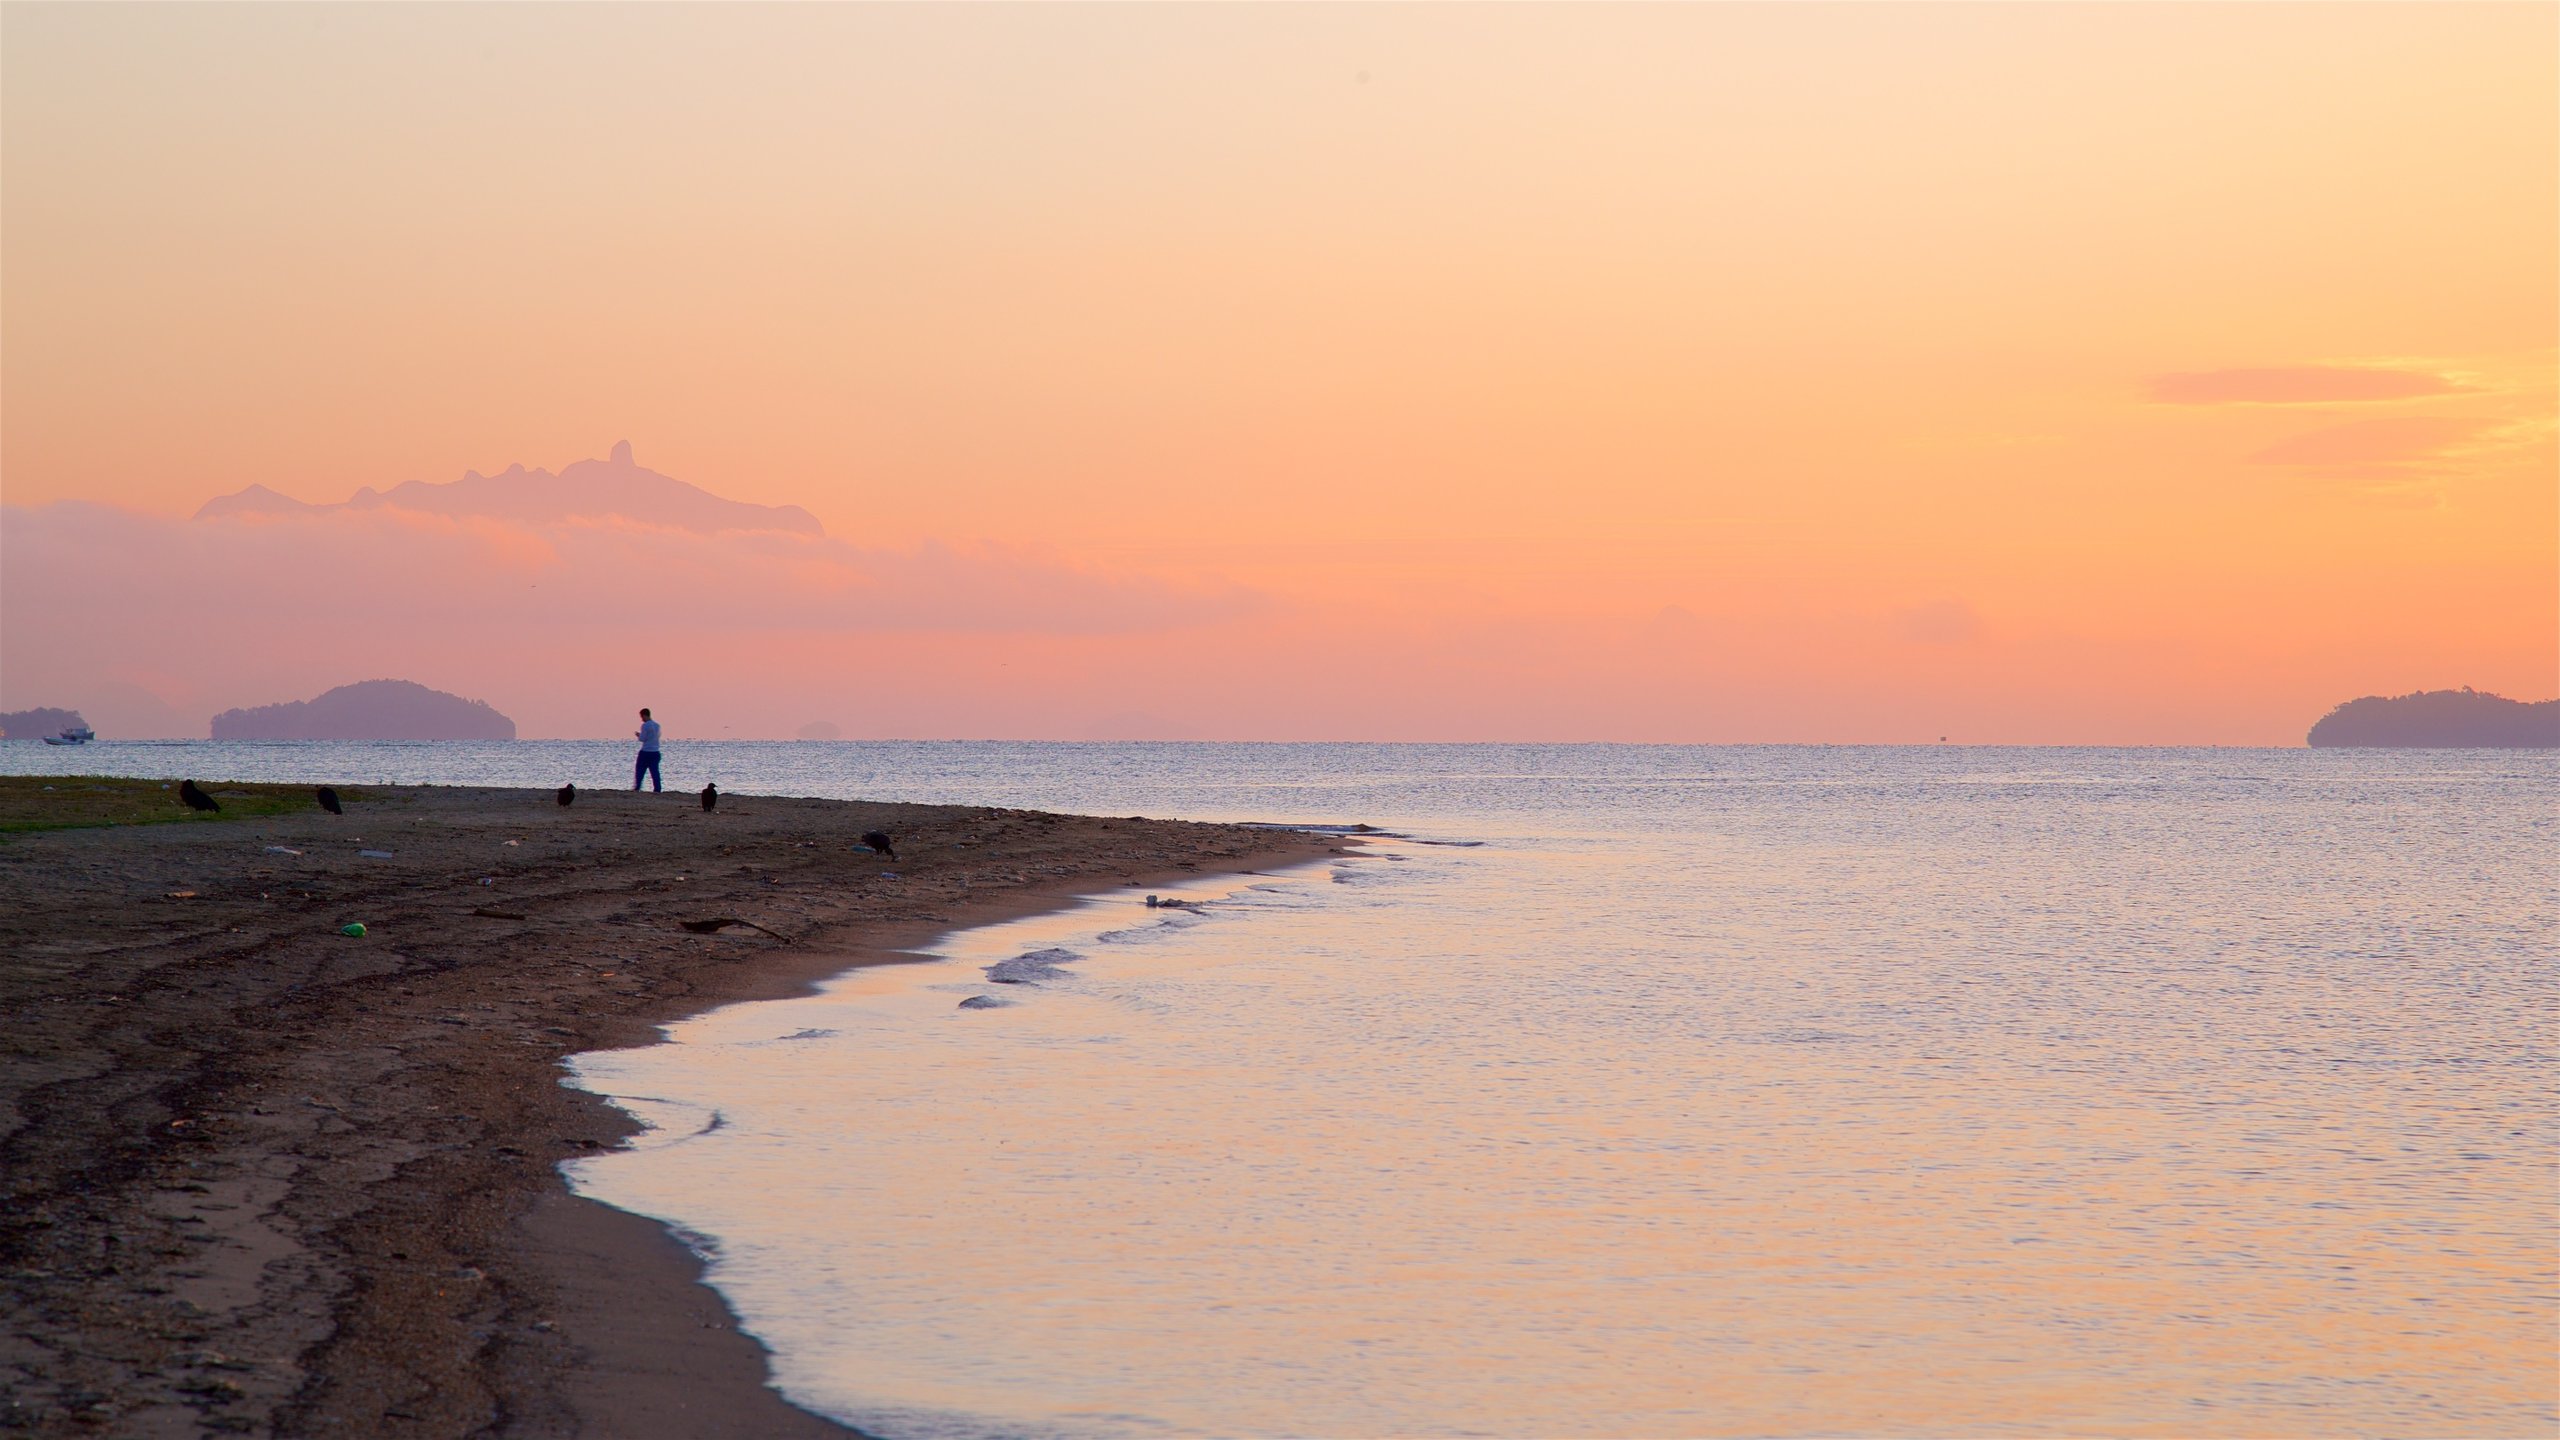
<box><xmin>0</xmin><ymin>781</ymin><xmax>1340</xmax><ymax>1437</ymax></box>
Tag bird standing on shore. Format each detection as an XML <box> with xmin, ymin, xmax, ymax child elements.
<box><xmin>701</xmin><ymin>782</ymin><xmax>718</xmax><ymax>813</ymax></box>
<box><xmin>316</xmin><ymin>786</ymin><xmax>343</xmax><ymax>815</ymax></box>
<box><xmin>860</xmin><ymin>830</ymin><xmax>897</xmax><ymax>861</ymax></box>
<box><xmin>178</xmin><ymin>780</ymin><xmax>219</xmax><ymax>813</ymax></box>
<box><xmin>557</xmin><ymin>783</ymin><xmax>576</xmax><ymax>807</ymax></box>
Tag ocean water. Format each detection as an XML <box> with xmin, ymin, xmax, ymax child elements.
<box><xmin>8</xmin><ymin>742</ymin><xmax>2554</xmax><ymax>1435</ymax></box>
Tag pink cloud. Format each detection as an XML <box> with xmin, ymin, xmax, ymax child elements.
<box><xmin>0</xmin><ymin>500</ymin><xmax>1259</xmax><ymax>735</ymax></box>
<box><xmin>194</xmin><ymin>442</ymin><xmax>823</xmax><ymax>536</ymax></box>
<box><xmin>2247</xmin><ymin>416</ymin><xmax>2486</xmax><ymax>468</ymax></box>
<box><xmin>12</xmin><ymin>502</ymin><xmax>1253</xmax><ymax>636</ymax></box>
<box><xmin>2149</xmin><ymin>366</ymin><xmax>2462</xmax><ymax>405</ymax></box>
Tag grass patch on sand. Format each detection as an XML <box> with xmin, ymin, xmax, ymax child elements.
<box><xmin>0</xmin><ymin>776</ymin><xmax>355</xmax><ymax>835</ymax></box>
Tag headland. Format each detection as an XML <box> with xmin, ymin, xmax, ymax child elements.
<box><xmin>0</xmin><ymin>780</ymin><xmax>1338</xmax><ymax>1437</ymax></box>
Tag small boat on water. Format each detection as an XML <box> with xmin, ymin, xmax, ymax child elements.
<box><xmin>41</xmin><ymin>726</ymin><xmax>96</xmax><ymax>746</ymax></box>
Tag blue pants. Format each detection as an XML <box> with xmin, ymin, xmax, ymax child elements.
<box><xmin>634</xmin><ymin>750</ymin><xmax>662</xmax><ymax>792</ymax></box>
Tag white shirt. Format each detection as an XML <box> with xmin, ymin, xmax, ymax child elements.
<box><xmin>637</xmin><ymin>719</ymin><xmax>662</xmax><ymax>752</ymax></box>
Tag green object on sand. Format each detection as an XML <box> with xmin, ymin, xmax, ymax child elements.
<box><xmin>340</xmin><ymin>922</ymin><xmax>367</xmax><ymax>937</ymax></box>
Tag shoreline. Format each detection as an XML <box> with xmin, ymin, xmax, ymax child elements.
<box><xmin>0</xmin><ymin>781</ymin><xmax>1342</xmax><ymax>1438</ymax></box>
<box><xmin>531</xmin><ymin>861</ymin><xmax>1334</xmax><ymax>1440</ymax></box>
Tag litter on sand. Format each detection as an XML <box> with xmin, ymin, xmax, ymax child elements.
<box><xmin>339</xmin><ymin>923</ymin><xmax>367</xmax><ymax>937</ymax></box>
<box><xmin>264</xmin><ymin>845</ymin><xmax>303</xmax><ymax>857</ymax></box>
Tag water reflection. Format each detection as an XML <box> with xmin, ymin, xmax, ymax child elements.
<box><xmin>566</xmin><ymin>748</ymin><xmax>2556</xmax><ymax>1438</ymax></box>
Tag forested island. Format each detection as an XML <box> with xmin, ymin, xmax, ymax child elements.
<box><xmin>0</xmin><ymin>708</ymin><xmax>89</xmax><ymax>740</ymax></box>
<box><xmin>2307</xmin><ymin>689</ymin><xmax>2558</xmax><ymax>748</ymax></box>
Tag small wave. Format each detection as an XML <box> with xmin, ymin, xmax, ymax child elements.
<box><xmin>777</xmin><ymin>1028</ymin><xmax>839</xmax><ymax>1042</ymax></box>
<box><xmin>1755</xmin><ymin>1029</ymin><xmax>1862</xmax><ymax>1045</ymax></box>
<box><xmin>666</xmin><ymin>1225</ymin><xmax>724</xmax><ymax>1263</ymax></box>
<box><xmin>1330</xmin><ymin>864</ymin><xmax>1405</xmax><ymax>885</ymax></box>
<box><xmin>985</xmin><ymin>947</ymin><xmax>1084</xmax><ymax>985</ymax></box>
<box><xmin>1094</xmin><ymin>913</ymin><xmax>1200</xmax><ymax>945</ymax></box>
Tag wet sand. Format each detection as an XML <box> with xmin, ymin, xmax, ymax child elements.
<box><xmin>0</xmin><ymin>782</ymin><xmax>1338</xmax><ymax>1437</ymax></box>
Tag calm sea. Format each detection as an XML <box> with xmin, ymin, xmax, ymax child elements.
<box><xmin>9</xmin><ymin>741</ymin><xmax>2554</xmax><ymax>1436</ymax></box>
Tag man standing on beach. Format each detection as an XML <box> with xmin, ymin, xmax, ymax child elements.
<box><xmin>634</xmin><ymin>707</ymin><xmax>663</xmax><ymax>792</ymax></box>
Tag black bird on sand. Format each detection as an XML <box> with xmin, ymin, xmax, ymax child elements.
<box><xmin>860</xmin><ymin>830</ymin><xmax>897</xmax><ymax>861</ymax></box>
<box><xmin>316</xmin><ymin>786</ymin><xmax>343</xmax><ymax>815</ymax></box>
<box><xmin>700</xmin><ymin>782</ymin><xmax>718</xmax><ymax>813</ymax></box>
<box><xmin>557</xmin><ymin>783</ymin><xmax>577</xmax><ymax>807</ymax></box>
<box><xmin>178</xmin><ymin>780</ymin><xmax>220</xmax><ymax>813</ymax></box>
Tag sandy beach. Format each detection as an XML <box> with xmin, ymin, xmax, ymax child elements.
<box><xmin>0</xmin><ymin>779</ymin><xmax>1339</xmax><ymax>1438</ymax></box>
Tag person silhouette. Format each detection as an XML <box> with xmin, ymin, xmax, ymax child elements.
<box><xmin>634</xmin><ymin>708</ymin><xmax>663</xmax><ymax>792</ymax></box>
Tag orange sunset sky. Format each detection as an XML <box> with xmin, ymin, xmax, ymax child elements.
<box><xmin>4</xmin><ymin>3</ymin><xmax>2553</xmax><ymax>743</ymax></box>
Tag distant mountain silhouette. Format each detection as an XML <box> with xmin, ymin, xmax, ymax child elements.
<box><xmin>2307</xmin><ymin>688</ymin><xmax>2559</xmax><ymax>748</ymax></box>
<box><xmin>191</xmin><ymin>484</ymin><xmax>314</xmax><ymax>519</ymax></box>
<box><xmin>211</xmin><ymin>680</ymin><xmax>516</xmax><ymax>741</ymax></box>
<box><xmin>194</xmin><ymin>441</ymin><xmax>823</xmax><ymax>536</ymax></box>
<box><xmin>0</xmin><ymin>707</ymin><xmax>89</xmax><ymax>740</ymax></box>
